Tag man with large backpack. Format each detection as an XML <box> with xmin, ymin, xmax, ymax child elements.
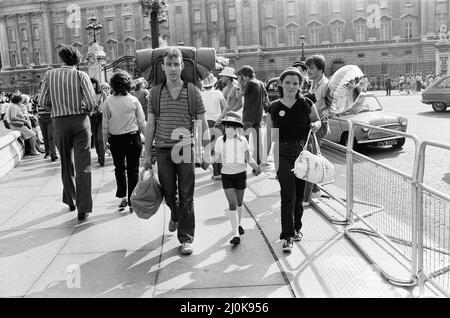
<box><xmin>143</xmin><ymin>47</ymin><xmax>211</xmax><ymax>256</ymax></box>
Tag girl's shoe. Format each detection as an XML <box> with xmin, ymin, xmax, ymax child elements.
<box><xmin>230</xmin><ymin>236</ymin><xmax>241</xmax><ymax>245</ymax></box>
<box><xmin>118</xmin><ymin>198</ymin><xmax>127</xmax><ymax>210</ymax></box>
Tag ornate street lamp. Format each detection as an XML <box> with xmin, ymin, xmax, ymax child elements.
<box><xmin>86</xmin><ymin>15</ymin><xmax>103</xmax><ymax>43</ymax></box>
<box><xmin>141</xmin><ymin>0</ymin><xmax>169</xmax><ymax>49</ymax></box>
<box><xmin>299</xmin><ymin>33</ymin><xmax>306</xmax><ymax>61</ymax></box>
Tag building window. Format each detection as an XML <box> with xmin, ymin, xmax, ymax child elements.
<box><xmin>265</xmin><ymin>31</ymin><xmax>275</xmax><ymax>48</ymax></box>
<box><xmin>143</xmin><ymin>16</ymin><xmax>150</xmax><ymax>30</ymax></box>
<box><xmin>107</xmin><ymin>44</ymin><xmax>117</xmax><ymax>60</ymax></box>
<box><xmin>355</xmin><ymin>24</ymin><xmax>366</xmax><ymax>41</ymax></box>
<box><xmin>355</xmin><ymin>0</ymin><xmax>365</xmax><ymax>11</ymax></box>
<box><xmin>404</xmin><ymin>0</ymin><xmax>412</xmax><ymax>6</ymax></box>
<box><xmin>211</xmin><ymin>7</ymin><xmax>218</xmax><ymax>22</ymax></box>
<box><xmin>107</xmin><ymin>20</ymin><xmax>114</xmax><ymax>33</ymax></box>
<box><xmin>74</xmin><ymin>26</ymin><xmax>80</xmax><ymax>37</ymax></box>
<box><xmin>176</xmin><ymin>6</ymin><xmax>182</xmax><ymax>14</ymax></box>
<box><xmin>211</xmin><ymin>34</ymin><xmax>219</xmax><ymax>50</ymax></box>
<box><xmin>228</xmin><ymin>7</ymin><xmax>236</xmax><ymax>21</ymax></box>
<box><xmin>287</xmin><ymin>1</ymin><xmax>296</xmax><ymax>16</ymax></box>
<box><xmin>34</xmin><ymin>48</ymin><xmax>40</xmax><ymax>65</ymax></box>
<box><xmin>21</xmin><ymin>28</ymin><xmax>27</xmax><ymax>42</ymax></box>
<box><xmin>125</xmin><ymin>41</ymin><xmax>135</xmax><ymax>56</ymax></box>
<box><xmin>55</xmin><ymin>24</ymin><xmax>63</xmax><ymax>39</ymax></box>
<box><xmin>9</xmin><ymin>50</ymin><xmax>17</xmax><ymax>67</ymax></box>
<box><xmin>332</xmin><ymin>0</ymin><xmax>341</xmax><ymax>12</ymax></box>
<box><xmin>309</xmin><ymin>0</ymin><xmax>318</xmax><ymax>14</ymax></box>
<box><xmin>287</xmin><ymin>30</ymin><xmax>296</xmax><ymax>46</ymax></box>
<box><xmin>124</xmin><ymin>17</ymin><xmax>132</xmax><ymax>32</ymax></box>
<box><xmin>332</xmin><ymin>24</ymin><xmax>343</xmax><ymax>43</ymax></box>
<box><xmin>33</xmin><ymin>26</ymin><xmax>39</xmax><ymax>41</ymax></box>
<box><xmin>229</xmin><ymin>34</ymin><xmax>237</xmax><ymax>49</ymax></box>
<box><xmin>194</xmin><ymin>9</ymin><xmax>201</xmax><ymax>23</ymax></box>
<box><xmin>21</xmin><ymin>48</ymin><xmax>29</xmax><ymax>66</ymax></box>
<box><xmin>380</xmin><ymin>22</ymin><xmax>390</xmax><ymax>40</ymax></box>
<box><xmin>309</xmin><ymin>25</ymin><xmax>320</xmax><ymax>45</ymax></box>
<box><xmin>404</xmin><ymin>21</ymin><xmax>413</xmax><ymax>38</ymax></box>
<box><xmin>380</xmin><ymin>0</ymin><xmax>388</xmax><ymax>8</ymax></box>
<box><xmin>266</xmin><ymin>2</ymin><xmax>274</xmax><ymax>18</ymax></box>
<box><xmin>9</xmin><ymin>29</ymin><xmax>15</xmax><ymax>42</ymax></box>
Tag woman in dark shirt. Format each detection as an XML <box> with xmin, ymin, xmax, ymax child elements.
<box><xmin>265</xmin><ymin>67</ymin><xmax>321</xmax><ymax>252</ymax></box>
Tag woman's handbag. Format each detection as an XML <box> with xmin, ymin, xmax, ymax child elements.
<box><xmin>131</xmin><ymin>167</ymin><xmax>164</xmax><ymax>219</ymax></box>
<box><xmin>292</xmin><ymin>130</ymin><xmax>334</xmax><ymax>184</ymax></box>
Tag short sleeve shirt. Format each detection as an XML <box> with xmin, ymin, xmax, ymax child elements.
<box><xmin>214</xmin><ymin>135</ymin><xmax>249</xmax><ymax>175</ymax></box>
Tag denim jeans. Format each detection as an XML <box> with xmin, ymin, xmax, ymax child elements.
<box><xmin>157</xmin><ymin>147</ymin><xmax>195</xmax><ymax>244</ymax></box>
<box><xmin>277</xmin><ymin>141</ymin><xmax>306</xmax><ymax>240</ymax></box>
<box><xmin>109</xmin><ymin>132</ymin><xmax>142</xmax><ymax>205</ymax></box>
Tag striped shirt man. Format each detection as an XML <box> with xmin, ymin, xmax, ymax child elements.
<box><xmin>149</xmin><ymin>84</ymin><xmax>205</xmax><ymax>149</ymax></box>
<box><xmin>38</xmin><ymin>66</ymin><xmax>96</xmax><ymax>118</ymax></box>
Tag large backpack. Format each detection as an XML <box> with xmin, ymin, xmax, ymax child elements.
<box><xmin>136</xmin><ymin>46</ymin><xmax>216</xmax><ymax>88</ymax></box>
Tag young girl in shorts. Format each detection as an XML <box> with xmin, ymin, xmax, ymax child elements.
<box><xmin>214</xmin><ymin>111</ymin><xmax>261</xmax><ymax>245</ymax></box>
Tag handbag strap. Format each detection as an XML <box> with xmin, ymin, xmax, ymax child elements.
<box><xmin>303</xmin><ymin>129</ymin><xmax>322</xmax><ymax>156</ymax></box>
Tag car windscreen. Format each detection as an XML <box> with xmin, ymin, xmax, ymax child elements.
<box><xmin>350</xmin><ymin>96</ymin><xmax>383</xmax><ymax>113</ymax></box>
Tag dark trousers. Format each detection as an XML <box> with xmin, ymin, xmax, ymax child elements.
<box><xmin>243</xmin><ymin>121</ymin><xmax>262</xmax><ymax>165</ymax></box>
<box><xmin>385</xmin><ymin>85</ymin><xmax>391</xmax><ymax>96</ymax></box>
<box><xmin>90</xmin><ymin>112</ymin><xmax>105</xmax><ymax>164</ymax></box>
<box><xmin>38</xmin><ymin>115</ymin><xmax>56</xmax><ymax>156</ymax></box>
<box><xmin>53</xmin><ymin>114</ymin><xmax>92</xmax><ymax>213</ymax></box>
<box><xmin>157</xmin><ymin>147</ymin><xmax>195</xmax><ymax>244</ymax></box>
<box><xmin>109</xmin><ymin>132</ymin><xmax>142</xmax><ymax>205</ymax></box>
<box><xmin>208</xmin><ymin>120</ymin><xmax>222</xmax><ymax>176</ymax></box>
<box><xmin>277</xmin><ymin>142</ymin><xmax>306</xmax><ymax>240</ymax></box>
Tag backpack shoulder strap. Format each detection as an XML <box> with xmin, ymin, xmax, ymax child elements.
<box><xmin>187</xmin><ymin>82</ymin><xmax>197</xmax><ymax>119</ymax></box>
<box><xmin>151</xmin><ymin>83</ymin><xmax>164</xmax><ymax>118</ymax></box>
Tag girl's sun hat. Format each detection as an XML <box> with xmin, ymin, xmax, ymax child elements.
<box><xmin>221</xmin><ymin>111</ymin><xmax>243</xmax><ymax>128</ymax></box>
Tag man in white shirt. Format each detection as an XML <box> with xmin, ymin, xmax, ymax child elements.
<box><xmin>304</xmin><ymin>55</ymin><xmax>330</xmax><ymax>204</ymax></box>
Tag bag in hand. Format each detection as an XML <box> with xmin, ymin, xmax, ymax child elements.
<box><xmin>131</xmin><ymin>168</ymin><xmax>164</xmax><ymax>219</ymax></box>
<box><xmin>292</xmin><ymin>130</ymin><xmax>334</xmax><ymax>184</ymax></box>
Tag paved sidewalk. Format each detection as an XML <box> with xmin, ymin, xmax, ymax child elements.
<box><xmin>0</xmin><ymin>151</ymin><xmax>430</xmax><ymax>298</ymax></box>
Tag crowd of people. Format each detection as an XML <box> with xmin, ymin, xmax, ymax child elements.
<box><xmin>384</xmin><ymin>72</ymin><xmax>438</xmax><ymax>95</ymax></box>
<box><xmin>0</xmin><ymin>44</ymin><xmax>341</xmax><ymax>255</ymax></box>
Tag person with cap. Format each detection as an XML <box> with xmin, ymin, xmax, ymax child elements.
<box><xmin>200</xmin><ymin>73</ymin><xmax>228</xmax><ymax>180</ymax></box>
<box><xmin>213</xmin><ymin>111</ymin><xmax>261</xmax><ymax>245</ymax></box>
<box><xmin>132</xmin><ymin>77</ymin><xmax>149</xmax><ymax>120</ymax></box>
<box><xmin>265</xmin><ymin>67</ymin><xmax>321</xmax><ymax>252</ymax></box>
<box><xmin>38</xmin><ymin>44</ymin><xmax>97</xmax><ymax>221</ymax></box>
<box><xmin>218</xmin><ymin>67</ymin><xmax>242</xmax><ymax>117</ymax></box>
<box><xmin>292</xmin><ymin>61</ymin><xmax>311</xmax><ymax>95</ymax></box>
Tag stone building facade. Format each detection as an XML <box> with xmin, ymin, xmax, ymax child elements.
<box><xmin>1</xmin><ymin>0</ymin><xmax>450</xmax><ymax>93</ymax></box>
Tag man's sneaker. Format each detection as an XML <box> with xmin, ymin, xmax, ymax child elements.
<box><xmin>180</xmin><ymin>242</ymin><xmax>193</xmax><ymax>255</ymax></box>
<box><xmin>118</xmin><ymin>198</ymin><xmax>127</xmax><ymax>210</ymax></box>
<box><xmin>168</xmin><ymin>220</ymin><xmax>178</xmax><ymax>232</ymax></box>
<box><xmin>294</xmin><ymin>230</ymin><xmax>303</xmax><ymax>241</ymax></box>
<box><xmin>282</xmin><ymin>238</ymin><xmax>294</xmax><ymax>252</ymax></box>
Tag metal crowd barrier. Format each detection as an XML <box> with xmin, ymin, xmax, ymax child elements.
<box><xmin>319</xmin><ymin>118</ymin><xmax>450</xmax><ymax>296</ymax></box>
<box><xmin>416</xmin><ymin>140</ymin><xmax>450</xmax><ymax>297</ymax></box>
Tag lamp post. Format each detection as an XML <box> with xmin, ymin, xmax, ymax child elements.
<box><xmin>141</xmin><ymin>0</ymin><xmax>169</xmax><ymax>49</ymax></box>
<box><xmin>86</xmin><ymin>15</ymin><xmax>103</xmax><ymax>43</ymax></box>
<box><xmin>299</xmin><ymin>33</ymin><xmax>306</xmax><ymax>61</ymax></box>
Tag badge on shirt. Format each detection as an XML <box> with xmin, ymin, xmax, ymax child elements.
<box><xmin>279</xmin><ymin>110</ymin><xmax>286</xmax><ymax>117</ymax></box>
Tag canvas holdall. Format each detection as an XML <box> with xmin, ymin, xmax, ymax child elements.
<box><xmin>292</xmin><ymin>130</ymin><xmax>334</xmax><ymax>184</ymax></box>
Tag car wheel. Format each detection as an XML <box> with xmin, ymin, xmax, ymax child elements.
<box><xmin>432</xmin><ymin>102</ymin><xmax>448</xmax><ymax>112</ymax></box>
<box><xmin>393</xmin><ymin>138</ymin><xmax>405</xmax><ymax>149</ymax></box>
<box><xmin>340</xmin><ymin>132</ymin><xmax>359</xmax><ymax>150</ymax></box>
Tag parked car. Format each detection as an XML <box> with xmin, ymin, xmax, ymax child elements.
<box><xmin>324</xmin><ymin>93</ymin><xmax>408</xmax><ymax>149</ymax></box>
<box><xmin>421</xmin><ymin>75</ymin><xmax>450</xmax><ymax>112</ymax></box>
<box><xmin>265</xmin><ymin>77</ymin><xmax>280</xmax><ymax>102</ymax></box>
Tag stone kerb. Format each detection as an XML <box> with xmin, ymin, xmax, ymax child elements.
<box><xmin>0</xmin><ymin>131</ymin><xmax>24</xmax><ymax>178</ymax></box>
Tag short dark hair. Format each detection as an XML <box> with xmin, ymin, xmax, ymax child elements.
<box><xmin>163</xmin><ymin>47</ymin><xmax>183</xmax><ymax>62</ymax></box>
<box><xmin>11</xmin><ymin>94</ymin><xmax>22</xmax><ymax>104</ymax></box>
<box><xmin>110</xmin><ymin>70</ymin><xmax>133</xmax><ymax>96</ymax></box>
<box><xmin>305</xmin><ymin>54</ymin><xmax>326</xmax><ymax>73</ymax></box>
<box><xmin>237</xmin><ymin>65</ymin><xmax>255</xmax><ymax>78</ymax></box>
<box><xmin>58</xmin><ymin>45</ymin><xmax>81</xmax><ymax>66</ymax></box>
